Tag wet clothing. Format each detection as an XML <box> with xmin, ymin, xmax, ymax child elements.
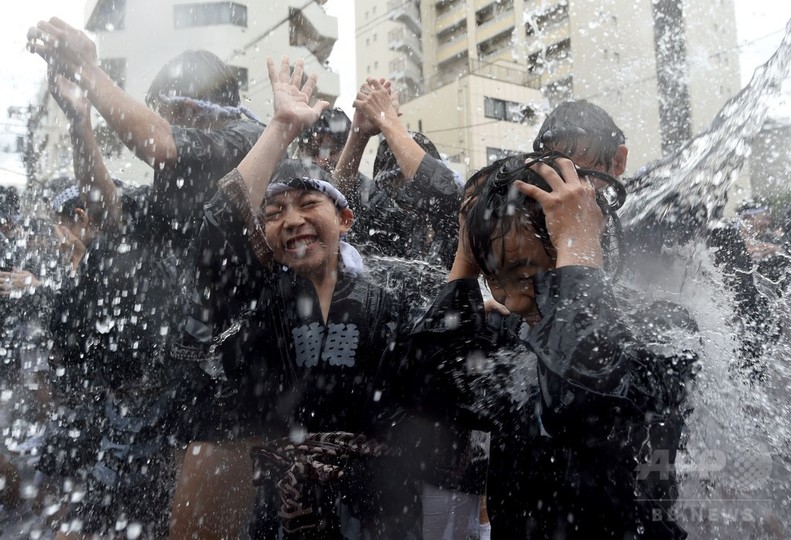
<box><xmin>148</xmin><ymin>119</ymin><xmax>265</xmax><ymax>255</ymax></box>
<box><xmin>178</xmin><ymin>170</ymin><xmax>420</xmax><ymax>538</ymax></box>
<box><xmin>43</xmin><ymin>120</ymin><xmax>262</xmax><ymax>534</ymax></box>
<box><xmin>347</xmin><ymin>154</ymin><xmax>461</xmax><ymax>269</ymax></box>
<box><xmin>406</xmin><ymin>268</ymin><xmax>697</xmax><ymax>538</ymax></box>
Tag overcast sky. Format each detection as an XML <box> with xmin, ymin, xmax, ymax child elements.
<box><xmin>1</xmin><ymin>0</ymin><xmax>790</xmax><ymax>185</ymax></box>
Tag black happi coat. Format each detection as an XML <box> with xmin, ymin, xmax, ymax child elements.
<box><xmin>181</xmin><ymin>182</ymin><xmax>407</xmax><ymax>439</ymax></box>
<box><xmin>407</xmin><ymin>268</ymin><xmax>697</xmax><ymax>539</ymax></box>
<box><xmin>218</xmin><ymin>267</ymin><xmax>404</xmax><ymax>437</ymax></box>
<box><xmin>348</xmin><ymin>154</ymin><xmax>461</xmax><ymax>269</ymax></box>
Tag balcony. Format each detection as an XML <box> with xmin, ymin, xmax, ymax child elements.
<box><xmin>388</xmin><ymin>28</ymin><xmax>424</xmax><ymax>64</ymax></box>
<box><xmin>436</xmin><ymin>4</ymin><xmax>467</xmax><ymax>34</ymax></box>
<box><xmin>475</xmin><ymin>10</ymin><xmax>514</xmax><ymax>43</ymax></box>
<box><xmin>427</xmin><ymin>57</ymin><xmax>541</xmax><ymax>92</ymax></box>
<box><xmin>389</xmin><ymin>57</ymin><xmax>423</xmax><ymax>86</ymax></box>
<box><xmin>388</xmin><ymin>0</ymin><xmax>422</xmax><ymax>36</ymax></box>
<box><xmin>288</xmin><ymin>1</ymin><xmax>339</xmax><ymax>64</ymax></box>
<box><xmin>437</xmin><ymin>33</ymin><xmax>469</xmax><ymax>65</ymax></box>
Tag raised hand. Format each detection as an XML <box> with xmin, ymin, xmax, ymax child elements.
<box><xmin>267</xmin><ymin>56</ymin><xmax>329</xmax><ymax>132</ymax></box>
<box><xmin>352</xmin><ymin>79</ymin><xmax>400</xmax><ymax>138</ymax></box>
<box><xmin>27</xmin><ymin>17</ymin><xmax>98</xmax><ymax>84</ymax></box>
<box><xmin>516</xmin><ymin>157</ymin><xmax>605</xmax><ymax>268</ymax></box>
<box><xmin>54</xmin><ymin>224</ymin><xmax>86</xmax><ymax>271</ymax></box>
<box><xmin>353</xmin><ymin>78</ymin><xmax>400</xmax><ymax>131</ymax></box>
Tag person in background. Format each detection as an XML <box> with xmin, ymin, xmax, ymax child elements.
<box><xmin>335</xmin><ymin>78</ymin><xmax>462</xmax><ymax>270</ymax></box>
<box><xmin>296</xmin><ymin>107</ymin><xmax>352</xmax><ymax>172</ymax></box>
<box><xmin>27</xmin><ymin>18</ymin><xmax>265</xmax><ymax>256</ymax></box>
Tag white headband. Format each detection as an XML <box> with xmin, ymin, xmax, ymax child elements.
<box><xmin>156</xmin><ymin>94</ymin><xmax>263</xmax><ymax>124</ymax></box>
<box><xmin>50</xmin><ymin>185</ymin><xmax>80</xmax><ymax>212</ymax></box>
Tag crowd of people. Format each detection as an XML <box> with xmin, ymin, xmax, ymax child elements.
<box><xmin>1</xmin><ymin>13</ymin><xmax>785</xmax><ymax>540</ymax></box>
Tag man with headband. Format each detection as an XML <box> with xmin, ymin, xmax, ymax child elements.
<box><xmin>27</xmin><ymin>19</ymin><xmax>264</xmax><ymax>253</ymax></box>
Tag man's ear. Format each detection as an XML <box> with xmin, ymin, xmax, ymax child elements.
<box><xmin>612</xmin><ymin>145</ymin><xmax>628</xmax><ymax>177</ymax></box>
<box><xmin>338</xmin><ymin>208</ymin><xmax>354</xmax><ymax>234</ymax></box>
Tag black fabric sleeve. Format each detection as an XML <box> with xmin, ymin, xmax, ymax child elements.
<box><xmin>150</xmin><ymin>120</ymin><xmax>264</xmax><ymax>229</ymax></box>
<box><xmin>527</xmin><ymin>266</ymin><xmax>695</xmax><ymax>441</ymax></box>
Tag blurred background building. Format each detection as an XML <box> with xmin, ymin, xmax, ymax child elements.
<box><xmin>36</xmin><ymin>0</ymin><xmax>340</xmax><ymax>184</ymax></box>
<box><xmin>356</xmin><ymin>0</ymin><xmax>744</xmax><ymax>180</ymax></box>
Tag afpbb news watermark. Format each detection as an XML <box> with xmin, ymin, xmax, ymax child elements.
<box><xmin>636</xmin><ymin>443</ymin><xmax>777</xmax><ymax>526</ymax></box>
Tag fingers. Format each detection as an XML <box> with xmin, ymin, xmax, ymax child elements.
<box><xmin>367</xmin><ymin>78</ymin><xmax>385</xmax><ymax>92</ymax></box>
<box><xmin>312</xmin><ymin>99</ymin><xmax>331</xmax><ymax>116</ymax></box>
<box><xmin>302</xmin><ymin>73</ymin><xmax>318</xmax><ymax>99</ymax></box>
<box><xmin>528</xmin><ymin>161</ymin><xmax>566</xmax><ymax>193</ymax></box>
<box><xmin>290</xmin><ymin>58</ymin><xmax>305</xmax><ymax>87</ymax></box>
<box><xmin>514</xmin><ymin>180</ymin><xmax>550</xmax><ymax>204</ymax></box>
<box><xmin>48</xmin><ymin>17</ymin><xmax>74</xmax><ymax>31</ymax></box>
<box><xmin>484</xmin><ymin>299</ymin><xmax>511</xmax><ymax>317</ymax></box>
<box><xmin>266</xmin><ymin>57</ymin><xmax>278</xmax><ymax>87</ymax></box>
<box><xmin>279</xmin><ymin>55</ymin><xmax>291</xmax><ymax>83</ymax></box>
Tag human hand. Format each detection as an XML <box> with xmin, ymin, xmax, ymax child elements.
<box><xmin>48</xmin><ymin>68</ymin><xmax>90</xmax><ymax>124</ymax></box>
<box><xmin>484</xmin><ymin>298</ymin><xmax>510</xmax><ymax>316</ymax></box>
<box><xmin>516</xmin><ymin>157</ymin><xmax>605</xmax><ymax>268</ymax></box>
<box><xmin>352</xmin><ymin>79</ymin><xmax>400</xmax><ymax>138</ymax></box>
<box><xmin>53</xmin><ymin>224</ymin><xmax>86</xmax><ymax>270</ymax></box>
<box><xmin>0</xmin><ymin>270</ymin><xmax>42</xmax><ymax>297</ymax></box>
<box><xmin>27</xmin><ymin>17</ymin><xmax>98</xmax><ymax>84</ymax></box>
<box><xmin>267</xmin><ymin>56</ymin><xmax>330</xmax><ymax>133</ymax></box>
<box><xmin>353</xmin><ymin>78</ymin><xmax>399</xmax><ymax>131</ymax></box>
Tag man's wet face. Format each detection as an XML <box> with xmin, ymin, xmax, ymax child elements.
<box><xmin>487</xmin><ymin>223</ymin><xmax>554</xmax><ymax>325</ymax></box>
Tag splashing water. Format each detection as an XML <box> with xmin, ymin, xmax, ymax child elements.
<box><xmin>621</xmin><ymin>18</ymin><xmax>791</xmax><ymax>241</ymax></box>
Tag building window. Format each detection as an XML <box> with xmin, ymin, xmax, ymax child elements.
<box><xmin>174</xmin><ymin>2</ymin><xmax>247</xmax><ymax>29</ymax></box>
<box><xmin>486</xmin><ymin>147</ymin><xmax>521</xmax><ymax>165</ymax></box>
<box><xmin>86</xmin><ymin>0</ymin><xmax>127</xmax><ymax>32</ymax></box>
<box><xmin>544</xmin><ymin>76</ymin><xmax>573</xmax><ymax>107</ymax></box>
<box><xmin>484</xmin><ymin>97</ymin><xmax>525</xmax><ymax>123</ymax></box>
<box><xmin>230</xmin><ymin>66</ymin><xmax>249</xmax><ymax>91</ymax></box>
<box><xmin>100</xmin><ymin>58</ymin><xmax>127</xmax><ymax>90</ymax></box>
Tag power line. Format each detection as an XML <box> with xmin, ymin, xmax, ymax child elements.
<box><xmin>224</xmin><ymin>0</ymin><xmax>315</xmax><ymax>63</ymax></box>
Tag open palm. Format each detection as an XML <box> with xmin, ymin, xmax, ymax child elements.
<box><xmin>267</xmin><ymin>56</ymin><xmax>329</xmax><ymax>131</ymax></box>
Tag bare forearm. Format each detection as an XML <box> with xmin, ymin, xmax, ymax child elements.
<box><xmin>379</xmin><ymin>116</ymin><xmax>425</xmax><ymax>180</ymax></box>
<box><xmin>79</xmin><ymin>63</ymin><xmax>176</xmax><ymax>166</ymax></box>
<box><xmin>236</xmin><ymin>119</ymin><xmax>301</xmax><ymax>209</ymax></box>
<box><xmin>69</xmin><ymin>116</ymin><xmax>121</xmax><ymax>224</ymax></box>
<box><xmin>334</xmin><ymin>130</ymin><xmax>370</xmax><ymax>194</ymax></box>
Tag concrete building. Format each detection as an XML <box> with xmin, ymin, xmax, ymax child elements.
<box><xmin>40</xmin><ymin>0</ymin><xmax>340</xmax><ymax>184</ymax></box>
<box><xmin>356</xmin><ymin>0</ymin><xmax>742</xmax><ymax>179</ymax></box>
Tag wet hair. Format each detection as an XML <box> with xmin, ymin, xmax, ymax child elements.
<box><xmin>373</xmin><ymin>131</ymin><xmax>441</xmax><ymax>182</ymax></box>
<box><xmin>464</xmin><ymin>153</ymin><xmax>625</xmax><ymax>277</ymax></box>
<box><xmin>298</xmin><ymin>108</ymin><xmax>352</xmax><ymax>153</ymax></box>
<box><xmin>145</xmin><ymin>50</ymin><xmax>240</xmax><ymax>110</ymax></box>
<box><xmin>464</xmin><ymin>155</ymin><xmax>551</xmax><ymax>275</ymax></box>
<box><xmin>533</xmin><ymin>100</ymin><xmax>626</xmax><ymax>170</ymax></box>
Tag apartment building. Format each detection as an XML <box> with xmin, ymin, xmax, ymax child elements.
<box><xmin>39</xmin><ymin>0</ymin><xmax>340</xmax><ymax>184</ymax></box>
<box><xmin>357</xmin><ymin>0</ymin><xmax>742</xmax><ymax>177</ymax></box>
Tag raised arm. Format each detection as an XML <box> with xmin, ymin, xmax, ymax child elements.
<box><xmin>353</xmin><ymin>78</ymin><xmax>426</xmax><ymax>180</ymax></box>
<box><xmin>28</xmin><ymin>17</ymin><xmax>177</xmax><ymax>166</ymax></box>
<box><xmin>49</xmin><ymin>69</ymin><xmax>121</xmax><ymax>226</ymax></box>
<box><xmin>334</xmin><ymin>79</ymin><xmax>398</xmax><ymax>194</ymax></box>
<box><xmin>236</xmin><ymin>56</ymin><xmax>329</xmax><ymax>209</ymax></box>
